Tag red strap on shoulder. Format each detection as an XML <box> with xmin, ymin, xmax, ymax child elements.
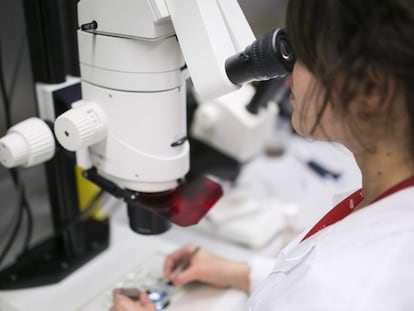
<box><xmin>301</xmin><ymin>175</ymin><xmax>414</xmax><ymax>242</ymax></box>
<box><xmin>301</xmin><ymin>190</ymin><xmax>363</xmax><ymax>242</ymax></box>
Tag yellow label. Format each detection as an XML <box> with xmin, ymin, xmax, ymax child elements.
<box><xmin>75</xmin><ymin>166</ymin><xmax>104</xmax><ymax>220</ymax></box>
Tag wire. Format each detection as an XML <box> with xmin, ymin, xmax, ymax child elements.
<box><xmin>4</xmin><ymin>33</ymin><xmax>34</xmax><ymax>254</ymax></box>
<box><xmin>7</xmin><ymin>35</ymin><xmax>26</xmax><ymax>104</ymax></box>
<box><xmin>0</xmin><ymin>40</ymin><xmax>13</xmax><ymax>129</ymax></box>
<box><xmin>0</xmin><ymin>37</ymin><xmax>23</xmax><ymax>266</ymax></box>
<box><xmin>0</xmin><ymin>180</ymin><xmax>20</xmax><ymax>242</ymax></box>
<box><xmin>21</xmin><ymin>198</ymin><xmax>33</xmax><ymax>253</ymax></box>
<box><xmin>0</xmin><ymin>183</ymin><xmax>34</xmax><ymax>266</ymax></box>
<box><xmin>0</xmin><ymin>36</ymin><xmax>33</xmax><ymax>266</ymax></box>
<box><xmin>0</xmin><ymin>183</ymin><xmax>25</xmax><ymax>267</ymax></box>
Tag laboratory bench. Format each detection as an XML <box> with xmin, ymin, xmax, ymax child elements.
<box><xmin>0</xmin><ymin>136</ymin><xmax>361</xmax><ymax>311</ymax></box>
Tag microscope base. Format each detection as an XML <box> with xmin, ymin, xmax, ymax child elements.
<box><xmin>0</xmin><ymin>219</ymin><xmax>109</xmax><ymax>290</ymax></box>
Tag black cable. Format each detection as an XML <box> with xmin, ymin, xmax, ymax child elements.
<box><xmin>4</xmin><ymin>33</ymin><xmax>34</xmax><ymax>254</ymax></box>
<box><xmin>0</xmin><ymin>39</ymin><xmax>13</xmax><ymax>129</ymax></box>
<box><xmin>0</xmin><ymin>36</ymin><xmax>33</xmax><ymax>265</ymax></box>
<box><xmin>7</xmin><ymin>35</ymin><xmax>26</xmax><ymax>105</ymax></box>
<box><xmin>0</xmin><ymin>38</ymin><xmax>24</xmax><ymax>266</ymax></box>
<box><xmin>0</xmin><ymin>183</ymin><xmax>25</xmax><ymax>267</ymax></box>
<box><xmin>22</xmin><ymin>200</ymin><xmax>33</xmax><ymax>253</ymax></box>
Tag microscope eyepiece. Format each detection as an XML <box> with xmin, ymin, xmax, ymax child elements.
<box><xmin>225</xmin><ymin>28</ymin><xmax>295</xmax><ymax>85</ymax></box>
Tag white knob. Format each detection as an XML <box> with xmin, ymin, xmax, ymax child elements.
<box><xmin>0</xmin><ymin>117</ymin><xmax>55</xmax><ymax>168</ymax></box>
<box><xmin>54</xmin><ymin>102</ymin><xmax>107</xmax><ymax>151</ymax></box>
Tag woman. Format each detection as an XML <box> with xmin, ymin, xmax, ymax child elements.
<box><xmin>112</xmin><ymin>0</ymin><xmax>414</xmax><ymax>310</ymax></box>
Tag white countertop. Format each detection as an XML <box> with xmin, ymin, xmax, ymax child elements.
<box><xmin>0</xmin><ymin>136</ymin><xmax>361</xmax><ymax>311</ymax></box>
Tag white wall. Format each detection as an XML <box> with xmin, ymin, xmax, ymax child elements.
<box><xmin>239</xmin><ymin>0</ymin><xmax>289</xmax><ymax>36</ymax></box>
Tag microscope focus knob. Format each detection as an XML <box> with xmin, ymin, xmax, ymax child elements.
<box><xmin>54</xmin><ymin>102</ymin><xmax>107</xmax><ymax>151</ymax></box>
<box><xmin>0</xmin><ymin>118</ymin><xmax>55</xmax><ymax>168</ymax></box>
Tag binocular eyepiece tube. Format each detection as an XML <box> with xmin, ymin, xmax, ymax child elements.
<box><xmin>225</xmin><ymin>28</ymin><xmax>295</xmax><ymax>85</ymax></box>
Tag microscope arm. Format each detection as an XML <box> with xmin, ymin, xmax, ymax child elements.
<box><xmin>164</xmin><ymin>0</ymin><xmax>255</xmax><ymax>99</ymax></box>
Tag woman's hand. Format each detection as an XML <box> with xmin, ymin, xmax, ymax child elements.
<box><xmin>110</xmin><ymin>289</ymin><xmax>157</xmax><ymax>311</ymax></box>
<box><xmin>163</xmin><ymin>244</ymin><xmax>250</xmax><ymax>293</ymax></box>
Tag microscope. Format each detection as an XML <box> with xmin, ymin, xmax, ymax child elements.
<box><xmin>0</xmin><ymin>0</ymin><xmax>294</xmax><ymax>238</ymax></box>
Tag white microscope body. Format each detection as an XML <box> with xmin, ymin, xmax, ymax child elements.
<box><xmin>0</xmin><ymin>1</ymin><xmax>294</xmax><ymax>229</ymax></box>
<box><xmin>53</xmin><ymin>0</ymin><xmax>259</xmax><ymax>194</ymax></box>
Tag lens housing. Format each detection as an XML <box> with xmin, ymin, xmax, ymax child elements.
<box><xmin>225</xmin><ymin>28</ymin><xmax>295</xmax><ymax>85</ymax></box>
<box><xmin>127</xmin><ymin>203</ymin><xmax>171</xmax><ymax>235</ymax></box>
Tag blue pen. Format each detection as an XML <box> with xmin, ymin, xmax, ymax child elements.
<box><xmin>306</xmin><ymin>159</ymin><xmax>341</xmax><ymax>180</ymax></box>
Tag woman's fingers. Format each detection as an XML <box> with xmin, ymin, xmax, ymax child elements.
<box><xmin>113</xmin><ymin>292</ymin><xmax>140</xmax><ymax>311</ymax></box>
<box><xmin>163</xmin><ymin>244</ymin><xmax>196</xmax><ymax>277</ymax></box>
<box><xmin>112</xmin><ymin>290</ymin><xmax>157</xmax><ymax>311</ymax></box>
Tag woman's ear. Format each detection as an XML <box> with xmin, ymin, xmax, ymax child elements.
<box><xmin>348</xmin><ymin>68</ymin><xmax>395</xmax><ymax>121</ymax></box>
<box><xmin>362</xmin><ymin>66</ymin><xmax>396</xmax><ymax>112</ymax></box>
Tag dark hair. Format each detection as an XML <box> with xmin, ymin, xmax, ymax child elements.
<box><xmin>286</xmin><ymin>0</ymin><xmax>414</xmax><ymax>151</ymax></box>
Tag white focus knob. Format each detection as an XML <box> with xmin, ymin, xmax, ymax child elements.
<box><xmin>54</xmin><ymin>102</ymin><xmax>107</xmax><ymax>151</ymax></box>
<box><xmin>0</xmin><ymin>117</ymin><xmax>55</xmax><ymax>168</ymax></box>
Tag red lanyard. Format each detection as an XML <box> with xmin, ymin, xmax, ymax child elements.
<box><xmin>301</xmin><ymin>176</ymin><xmax>414</xmax><ymax>242</ymax></box>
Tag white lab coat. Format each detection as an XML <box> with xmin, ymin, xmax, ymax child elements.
<box><xmin>248</xmin><ymin>187</ymin><xmax>414</xmax><ymax>311</ymax></box>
